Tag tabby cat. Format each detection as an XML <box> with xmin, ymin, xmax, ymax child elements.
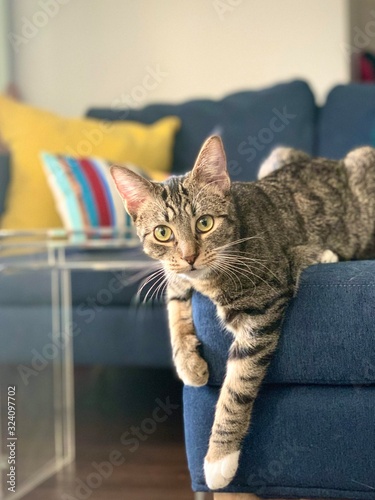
<box><xmin>111</xmin><ymin>137</ymin><xmax>375</xmax><ymax>490</ymax></box>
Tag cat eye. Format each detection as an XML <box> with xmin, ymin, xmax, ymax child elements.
<box><xmin>196</xmin><ymin>215</ymin><xmax>214</xmax><ymax>233</ymax></box>
<box><xmin>154</xmin><ymin>225</ymin><xmax>173</xmax><ymax>242</ymax></box>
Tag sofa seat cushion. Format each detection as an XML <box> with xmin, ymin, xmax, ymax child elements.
<box><xmin>0</xmin><ymin>303</ymin><xmax>171</xmax><ymax>367</ymax></box>
<box><xmin>88</xmin><ymin>80</ymin><xmax>316</xmax><ymax>181</ymax></box>
<box><xmin>192</xmin><ymin>261</ymin><xmax>375</xmax><ymax>386</ymax></box>
<box><xmin>0</xmin><ymin>246</ymin><xmax>172</xmax><ymax>366</ymax></box>
<box><xmin>0</xmin><ymin>247</ymin><xmax>172</xmax><ymax>366</ymax></box>
<box><xmin>73</xmin><ymin>303</ymin><xmax>170</xmax><ymax>366</ymax></box>
<box><xmin>317</xmin><ymin>83</ymin><xmax>375</xmax><ymax>159</ymax></box>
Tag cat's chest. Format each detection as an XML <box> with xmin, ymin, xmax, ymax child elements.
<box><xmin>189</xmin><ymin>278</ymin><xmax>222</xmax><ymax>303</ymax></box>
<box><xmin>190</xmin><ymin>278</ymin><xmax>246</xmax><ymax>307</ymax></box>
<box><xmin>190</xmin><ymin>279</ymin><xmax>213</xmax><ymax>297</ymax></box>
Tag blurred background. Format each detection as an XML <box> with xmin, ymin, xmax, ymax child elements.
<box><xmin>1</xmin><ymin>0</ymin><xmax>373</xmax><ymax>114</ymax></box>
<box><xmin>1</xmin><ymin>2</ymin><xmax>375</xmax><ymax>500</ymax></box>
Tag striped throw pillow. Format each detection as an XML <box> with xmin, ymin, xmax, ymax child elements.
<box><xmin>41</xmin><ymin>153</ymin><xmax>138</xmax><ymax>240</ymax></box>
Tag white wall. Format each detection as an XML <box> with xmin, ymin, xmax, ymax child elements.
<box><xmin>0</xmin><ymin>1</ymin><xmax>11</xmax><ymax>91</ymax></box>
<box><xmin>9</xmin><ymin>0</ymin><xmax>350</xmax><ymax>116</ymax></box>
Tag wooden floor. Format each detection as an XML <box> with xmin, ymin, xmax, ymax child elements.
<box><xmin>21</xmin><ymin>366</ymin><xmax>333</xmax><ymax>500</ymax></box>
<box><xmin>23</xmin><ymin>366</ymin><xmax>205</xmax><ymax>500</ymax></box>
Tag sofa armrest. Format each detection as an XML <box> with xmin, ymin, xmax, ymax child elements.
<box><xmin>192</xmin><ymin>260</ymin><xmax>375</xmax><ymax>386</ymax></box>
<box><xmin>185</xmin><ymin>260</ymin><xmax>375</xmax><ymax>497</ymax></box>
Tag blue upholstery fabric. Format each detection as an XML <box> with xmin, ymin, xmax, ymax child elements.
<box><xmin>87</xmin><ymin>80</ymin><xmax>316</xmax><ymax>180</ymax></box>
<box><xmin>0</xmin><ymin>248</ymin><xmax>172</xmax><ymax>367</ymax></box>
<box><xmin>0</xmin><ymin>304</ymin><xmax>170</xmax><ymax>367</ymax></box>
<box><xmin>317</xmin><ymin>83</ymin><xmax>375</xmax><ymax>159</ymax></box>
<box><xmin>184</xmin><ymin>384</ymin><xmax>375</xmax><ymax>498</ymax></box>
<box><xmin>192</xmin><ymin>261</ymin><xmax>375</xmax><ymax>386</ymax></box>
<box><xmin>187</xmin><ymin>261</ymin><xmax>375</xmax><ymax>497</ymax></box>
<box><xmin>73</xmin><ymin>305</ymin><xmax>169</xmax><ymax>366</ymax></box>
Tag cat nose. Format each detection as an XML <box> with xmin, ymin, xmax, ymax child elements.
<box><xmin>183</xmin><ymin>253</ymin><xmax>198</xmax><ymax>265</ymax></box>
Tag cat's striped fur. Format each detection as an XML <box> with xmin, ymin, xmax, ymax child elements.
<box><xmin>111</xmin><ymin>138</ymin><xmax>375</xmax><ymax>490</ymax></box>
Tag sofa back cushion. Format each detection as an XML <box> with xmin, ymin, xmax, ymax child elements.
<box><xmin>88</xmin><ymin>80</ymin><xmax>316</xmax><ymax>181</ymax></box>
<box><xmin>317</xmin><ymin>83</ymin><xmax>375</xmax><ymax>159</ymax></box>
<box><xmin>0</xmin><ymin>81</ymin><xmax>316</xmax><ymax>218</ymax></box>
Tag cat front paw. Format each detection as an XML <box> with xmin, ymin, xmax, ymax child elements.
<box><xmin>204</xmin><ymin>450</ymin><xmax>240</xmax><ymax>490</ymax></box>
<box><xmin>173</xmin><ymin>332</ymin><xmax>209</xmax><ymax>386</ymax></box>
<box><xmin>176</xmin><ymin>352</ymin><xmax>209</xmax><ymax>387</ymax></box>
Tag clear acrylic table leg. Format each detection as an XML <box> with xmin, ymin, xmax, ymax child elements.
<box><xmin>0</xmin><ymin>247</ymin><xmax>75</xmax><ymax>499</ymax></box>
<box><xmin>50</xmin><ymin>246</ymin><xmax>75</xmax><ymax>470</ymax></box>
<box><xmin>195</xmin><ymin>493</ymin><xmax>207</xmax><ymax>500</ymax></box>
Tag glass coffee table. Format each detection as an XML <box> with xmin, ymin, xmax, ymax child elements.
<box><xmin>0</xmin><ymin>228</ymin><xmax>148</xmax><ymax>499</ymax></box>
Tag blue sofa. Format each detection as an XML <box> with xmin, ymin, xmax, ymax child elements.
<box><xmin>182</xmin><ymin>84</ymin><xmax>375</xmax><ymax>499</ymax></box>
<box><xmin>89</xmin><ymin>81</ymin><xmax>375</xmax><ymax>499</ymax></box>
<box><xmin>1</xmin><ymin>80</ymin><xmax>316</xmax><ymax>366</ymax></box>
<box><xmin>1</xmin><ymin>80</ymin><xmax>375</xmax><ymax>498</ymax></box>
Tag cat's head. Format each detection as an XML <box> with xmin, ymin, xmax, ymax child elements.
<box><xmin>111</xmin><ymin>136</ymin><xmax>236</xmax><ymax>280</ymax></box>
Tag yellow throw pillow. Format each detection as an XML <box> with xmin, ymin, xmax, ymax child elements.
<box><xmin>0</xmin><ymin>95</ymin><xmax>180</xmax><ymax>229</ymax></box>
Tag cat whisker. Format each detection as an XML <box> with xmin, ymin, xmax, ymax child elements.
<box><xmin>113</xmin><ymin>263</ymin><xmax>161</xmax><ymax>292</ymax></box>
<box><xmin>136</xmin><ymin>266</ymin><xmax>165</xmax><ymax>291</ymax></box>
<box><xmin>222</xmin><ymin>249</ymin><xmax>280</xmax><ymax>264</ymax></box>
<box><xmin>142</xmin><ymin>271</ymin><xmax>168</xmax><ymax>304</ymax></box>
<box><xmin>221</xmin><ymin>250</ymin><xmax>269</xmax><ymax>262</ymax></box>
<box><xmin>136</xmin><ymin>267</ymin><xmax>166</xmax><ymax>303</ymax></box>
<box><xmin>219</xmin><ymin>252</ymin><xmax>281</xmax><ymax>283</ymax></box>
<box><xmin>146</xmin><ymin>273</ymin><xmax>170</xmax><ymax>304</ymax></box>
<box><xmin>221</xmin><ymin>260</ymin><xmax>277</xmax><ymax>291</ymax></box>
<box><xmin>218</xmin><ymin>259</ymin><xmax>258</xmax><ymax>281</ymax></box>
<box><xmin>211</xmin><ymin>260</ymin><xmax>246</xmax><ymax>293</ymax></box>
<box><xmin>219</xmin><ymin>250</ymin><xmax>272</xmax><ymax>262</ymax></box>
<box><xmin>214</xmin><ymin>259</ymin><xmax>256</xmax><ymax>289</ymax></box>
<box><xmin>215</xmin><ymin>256</ymin><xmax>277</xmax><ymax>292</ymax></box>
<box><xmin>210</xmin><ymin>261</ymin><xmax>240</xmax><ymax>291</ymax></box>
<box><xmin>207</xmin><ymin>264</ymin><xmax>233</xmax><ymax>305</ymax></box>
<box><xmin>214</xmin><ymin>234</ymin><xmax>266</xmax><ymax>252</ymax></box>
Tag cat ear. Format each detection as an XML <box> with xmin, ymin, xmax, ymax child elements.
<box><xmin>110</xmin><ymin>165</ymin><xmax>155</xmax><ymax>218</ymax></box>
<box><xmin>191</xmin><ymin>135</ymin><xmax>231</xmax><ymax>193</ymax></box>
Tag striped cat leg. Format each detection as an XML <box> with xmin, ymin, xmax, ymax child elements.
<box><xmin>167</xmin><ymin>284</ymin><xmax>209</xmax><ymax>387</ymax></box>
<box><xmin>204</xmin><ymin>299</ymin><xmax>289</xmax><ymax>490</ymax></box>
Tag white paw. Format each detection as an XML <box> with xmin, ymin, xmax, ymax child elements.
<box><xmin>321</xmin><ymin>249</ymin><xmax>339</xmax><ymax>263</ymax></box>
<box><xmin>258</xmin><ymin>147</ymin><xmax>290</xmax><ymax>179</ymax></box>
<box><xmin>204</xmin><ymin>450</ymin><xmax>240</xmax><ymax>490</ymax></box>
